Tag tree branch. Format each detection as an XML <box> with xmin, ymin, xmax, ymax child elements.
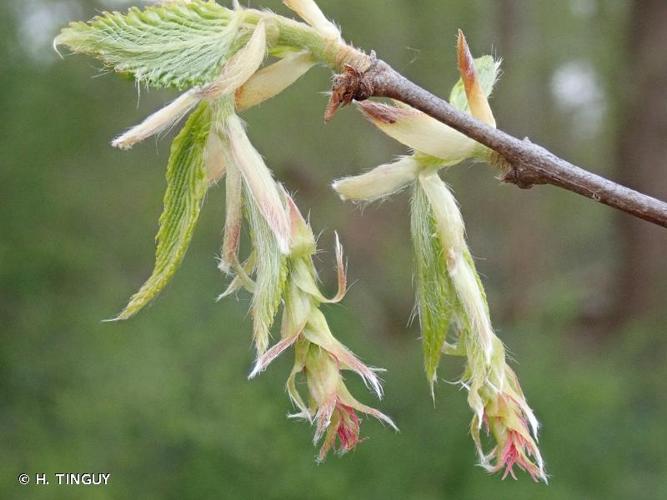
<box><xmin>327</xmin><ymin>58</ymin><xmax>667</xmax><ymax>228</ymax></box>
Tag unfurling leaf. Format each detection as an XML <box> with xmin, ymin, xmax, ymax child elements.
<box><xmin>112</xmin><ymin>102</ymin><xmax>211</xmax><ymax>320</ymax></box>
<box><xmin>411</xmin><ymin>181</ymin><xmax>457</xmax><ymax>395</ymax></box>
<box><xmin>111</xmin><ymin>20</ymin><xmax>268</xmax><ymax>151</ymax></box>
<box><xmin>56</xmin><ymin>0</ymin><xmax>542</xmax><ymax>476</ymax></box>
<box><xmin>55</xmin><ymin>1</ymin><xmax>240</xmax><ymax>90</ymax></box>
<box><xmin>245</xmin><ymin>180</ymin><xmax>288</xmax><ymax>356</ymax></box>
<box><xmin>225</xmin><ymin>115</ymin><xmax>291</xmax><ymax>254</ymax></box>
<box><xmin>418</xmin><ymin>172</ymin><xmax>494</xmax><ymax>361</ymax></box>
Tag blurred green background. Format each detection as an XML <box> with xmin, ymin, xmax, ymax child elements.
<box><xmin>2</xmin><ymin>0</ymin><xmax>666</xmax><ymax>498</ymax></box>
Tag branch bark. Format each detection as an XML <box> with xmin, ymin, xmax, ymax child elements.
<box><xmin>327</xmin><ymin>58</ymin><xmax>667</xmax><ymax>228</ymax></box>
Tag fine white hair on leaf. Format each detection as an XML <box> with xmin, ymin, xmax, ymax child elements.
<box><xmin>109</xmin><ymin>102</ymin><xmax>211</xmax><ymax>320</ymax></box>
<box><xmin>410</xmin><ymin>180</ymin><xmax>458</xmax><ymax>396</ymax></box>
<box><xmin>448</xmin><ymin>254</ymin><xmax>495</xmax><ymax>362</ymax></box>
<box><xmin>244</xmin><ymin>179</ymin><xmax>288</xmax><ymax>356</ymax></box>
<box><xmin>55</xmin><ymin>2</ymin><xmax>246</xmax><ymax>90</ymax></box>
<box><xmin>417</xmin><ymin>172</ymin><xmax>466</xmax><ymax>255</ymax></box>
<box><xmin>313</xmin><ymin>396</ymin><xmax>337</xmax><ymax>443</ymax></box>
<box><xmin>418</xmin><ymin>172</ymin><xmax>494</xmax><ymax>360</ymax></box>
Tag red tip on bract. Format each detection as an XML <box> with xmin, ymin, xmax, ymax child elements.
<box><xmin>499</xmin><ymin>431</ymin><xmax>546</xmax><ymax>483</ymax></box>
<box><xmin>476</xmin><ymin>390</ymin><xmax>547</xmax><ymax>483</ymax></box>
<box><xmin>317</xmin><ymin>402</ymin><xmax>361</xmax><ymax>462</ymax></box>
<box><xmin>336</xmin><ymin>405</ymin><xmax>361</xmax><ymax>450</ymax></box>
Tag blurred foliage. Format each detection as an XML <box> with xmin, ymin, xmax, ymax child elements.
<box><xmin>1</xmin><ymin>1</ymin><xmax>666</xmax><ymax>499</ymax></box>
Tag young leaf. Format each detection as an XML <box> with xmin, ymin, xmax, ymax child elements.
<box><xmin>225</xmin><ymin>115</ymin><xmax>291</xmax><ymax>254</ymax></box>
<box><xmin>418</xmin><ymin>172</ymin><xmax>494</xmax><ymax>361</ymax></box>
<box><xmin>411</xmin><ymin>182</ymin><xmax>458</xmax><ymax>395</ymax></box>
<box><xmin>112</xmin><ymin>102</ymin><xmax>212</xmax><ymax>320</ymax></box>
<box><xmin>245</xmin><ymin>181</ymin><xmax>288</xmax><ymax>356</ymax></box>
<box><xmin>111</xmin><ymin>20</ymin><xmax>267</xmax><ymax>151</ymax></box>
<box><xmin>55</xmin><ymin>1</ymin><xmax>242</xmax><ymax>90</ymax></box>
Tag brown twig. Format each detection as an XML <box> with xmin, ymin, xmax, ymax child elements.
<box><xmin>326</xmin><ymin>57</ymin><xmax>667</xmax><ymax>228</ymax></box>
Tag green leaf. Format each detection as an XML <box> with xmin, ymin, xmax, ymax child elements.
<box><xmin>55</xmin><ymin>1</ymin><xmax>245</xmax><ymax>90</ymax></box>
<box><xmin>245</xmin><ymin>181</ymin><xmax>288</xmax><ymax>355</ymax></box>
<box><xmin>113</xmin><ymin>102</ymin><xmax>212</xmax><ymax>320</ymax></box>
<box><xmin>411</xmin><ymin>182</ymin><xmax>458</xmax><ymax>396</ymax></box>
<box><xmin>448</xmin><ymin>55</ymin><xmax>501</xmax><ymax>113</ymax></box>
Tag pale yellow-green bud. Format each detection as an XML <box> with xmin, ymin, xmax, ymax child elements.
<box><xmin>236</xmin><ymin>51</ymin><xmax>316</xmax><ymax>111</ymax></box>
<box><xmin>283</xmin><ymin>0</ymin><xmax>341</xmax><ymax>41</ymax></box>
<box><xmin>332</xmin><ymin>156</ymin><xmax>420</xmax><ymax>202</ymax></box>
<box><xmin>204</xmin><ymin>129</ymin><xmax>228</xmax><ymax>184</ymax></box>
<box><xmin>285</xmin><ymin>192</ymin><xmax>317</xmax><ymax>257</ymax></box>
<box><xmin>358</xmin><ymin>101</ymin><xmax>477</xmax><ymax>163</ymax></box>
<box><xmin>111</xmin><ymin>89</ymin><xmax>200</xmax><ymax>150</ymax></box>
